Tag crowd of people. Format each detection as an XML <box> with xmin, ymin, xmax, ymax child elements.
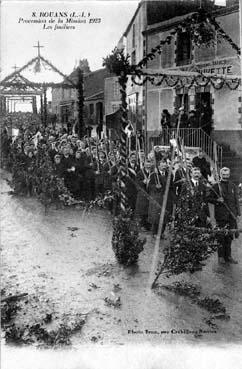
<box><xmin>1</xmin><ymin>116</ymin><xmax>241</xmax><ymax>265</ymax></box>
<box><xmin>160</xmin><ymin>101</ymin><xmax>213</xmax><ymax>136</ymax></box>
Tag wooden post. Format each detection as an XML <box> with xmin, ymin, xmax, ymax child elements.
<box><xmin>118</xmin><ymin>71</ymin><xmax>129</xmax><ymax>213</ymax></box>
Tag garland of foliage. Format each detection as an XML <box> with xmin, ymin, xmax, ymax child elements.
<box><xmin>208</xmin><ymin>14</ymin><xmax>241</xmax><ymax>56</ymax></box>
<box><xmin>131</xmin><ymin>72</ymin><xmax>240</xmax><ymax>91</ymax></box>
<box><xmin>118</xmin><ymin>70</ymin><xmax>129</xmax><ymax>212</ymax></box>
<box><xmin>0</xmin><ymin>55</ymin><xmax>76</xmax><ymax>88</ymax></box>
<box><xmin>135</xmin><ymin>9</ymin><xmax>240</xmax><ymax>72</ymax></box>
<box><xmin>103</xmin><ymin>49</ymin><xmax>146</xmax><ymax>266</ymax></box>
<box><xmin>0</xmin><ymin>81</ymin><xmax>74</xmax><ymax>89</ymax></box>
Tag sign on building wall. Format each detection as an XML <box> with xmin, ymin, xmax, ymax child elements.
<box><xmin>180</xmin><ymin>57</ymin><xmax>240</xmax><ymax>76</ymax></box>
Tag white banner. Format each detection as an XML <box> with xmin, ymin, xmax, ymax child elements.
<box><xmin>214</xmin><ymin>0</ymin><xmax>226</xmax><ymax>6</ymax></box>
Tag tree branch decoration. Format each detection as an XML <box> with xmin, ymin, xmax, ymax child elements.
<box><xmin>151</xmin><ymin>185</ymin><xmax>238</xmax><ymax>288</ymax></box>
<box><xmin>103</xmin><ymin>48</ymin><xmax>145</xmax><ymax>266</ymax></box>
<box><xmin>103</xmin><ymin>47</ymin><xmax>132</xmax><ymax>76</ymax></box>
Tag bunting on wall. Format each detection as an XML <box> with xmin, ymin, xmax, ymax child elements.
<box><xmin>131</xmin><ymin>71</ymin><xmax>240</xmax><ymax>91</ymax></box>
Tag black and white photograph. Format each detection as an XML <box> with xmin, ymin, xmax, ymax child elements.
<box><xmin>0</xmin><ymin>0</ymin><xmax>242</xmax><ymax>368</ymax></box>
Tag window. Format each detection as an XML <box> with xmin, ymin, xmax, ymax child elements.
<box><xmin>113</xmin><ymin>81</ymin><xmax>120</xmax><ymax>97</ymax></box>
<box><xmin>131</xmin><ymin>51</ymin><xmax>136</xmax><ymax>65</ymax></box>
<box><xmin>176</xmin><ymin>93</ymin><xmax>189</xmax><ymax>113</ymax></box>
<box><xmin>89</xmin><ymin>103</ymin><xmax>94</xmax><ymax>115</ymax></box>
<box><xmin>112</xmin><ymin>104</ymin><xmax>120</xmax><ymax>113</ymax></box>
<box><xmin>132</xmin><ymin>24</ymin><xmax>135</xmax><ymax>48</ymax></box>
<box><xmin>176</xmin><ymin>30</ymin><xmax>191</xmax><ymax>66</ymax></box>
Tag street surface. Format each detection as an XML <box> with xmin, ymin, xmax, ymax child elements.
<box><xmin>1</xmin><ymin>170</ymin><xmax>242</xmax><ymax>348</ymax></box>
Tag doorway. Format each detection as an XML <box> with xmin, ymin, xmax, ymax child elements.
<box><xmin>195</xmin><ymin>92</ymin><xmax>213</xmax><ymax>136</ymax></box>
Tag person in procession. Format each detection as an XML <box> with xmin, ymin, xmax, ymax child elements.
<box><xmin>192</xmin><ymin>148</ymin><xmax>211</xmax><ymax>181</ymax></box>
<box><xmin>124</xmin><ymin>152</ymin><xmax>139</xmax><ymax>211</ymax></box>
<box><xmin>207</xmin><ymin>167</ymin><xmax>241</xmax><ymax>264</ymax></box>
<box><xmin>135</xmin><ymin>158</ymin><xmax>153</xmax><ymax>230</ymax></box>
<box><xmin>148</xmin><ymin>160</ymin><xmax>166</xmax><ymax>237</ymax></box>
<box><xmin>179</xmin><ymin>166</ymin><xmax>210</xmax><ymax>228</ymax></box>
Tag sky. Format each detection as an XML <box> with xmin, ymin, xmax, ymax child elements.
<box><xmin>0</xmin><ymin>0</ymin><xmax>139</xmax><ymax>80</ymax></box>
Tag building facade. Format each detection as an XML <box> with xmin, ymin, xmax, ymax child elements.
<box><xmin>144</xmin><ymin>1</ymin><xmax>241</xmax><ymax>154</ymax></box>
<box><xmin>52</xmin><ymin>68</ymin><xmax>112</xmax><ymax>135</ymax></box>
<box><xmin>109</xmin><ymin>0</ymin><xmax>241</xmax><ymax>156</ymax></box>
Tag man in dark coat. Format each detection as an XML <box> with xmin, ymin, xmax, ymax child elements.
<box><xmin>187</xmin><ymin>110</ymin><xmax>199</xmax><ymax>129</ymax></box>
<box><xmin>199</xmin><ymin>101</ymin><xmax>213</xmax><ymax>136</ymax></box>
<box><xmin>135</xmin><ymin>158</ymin><xmax>152</xmax><ymax>230</ymax></box>
<box><xmin>148</xmin><ymin>160</ymin><xmax>167</xmax><ymax>236</ymax></box>
<box><xmin>174</xmin><ymin>163</ymin><xmax>187</xmax><ymax>198</ymax></box>
<box><xmin>72</xmin><ymin>150</ymin><xmax>87</xmax><ymax>198</ymax></box>
<box><xmin>192</xmin><ymin>149</ymin><xmax>211</xmax><ymax>180</ymax></box>
<box><xmin>61</xmin><ymin>147</ymin><xmax>75</xmax><ymax>194</ymax></box>
<box><xmin>160</xmin><ymin>109</ymin><xmax>171</xmax><ymax>129</ymax></box>
<box><xmin>53</xmin><ymin>154</ymin><xmax>64</xmax><ymax>178</ymax></box>
<box><xmin>125</xmin><ymin>152</ymin><xmax>140</xmax><ymax>212</ymax></box>
<box><xmin>208</xmin><ymin>167</ymin><xmax>241</xmax><ymax>264</ymax></box>
<box><xmin>189</xmin><ymin>167</ymin><xmax>210</xmax><ymax>227</ymax></box>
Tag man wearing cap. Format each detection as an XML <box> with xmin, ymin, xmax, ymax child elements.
<box><xmin>192</xmin><ymin>149</ymin><xmax>211</xmax><ymax>181</ymax></box>
<box><xmin>208</xmin><ymin>167</ymin><xmax>241</xmax><ymax>264</ymax></box>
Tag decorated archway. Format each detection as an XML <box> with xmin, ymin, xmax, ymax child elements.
<box><xmin>0</xmin><ymin>42</ymin><xmax>85</xmax><ymax>137</ymax></box>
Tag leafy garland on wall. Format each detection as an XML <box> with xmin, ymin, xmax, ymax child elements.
<box><xmin>104</xmin><ymin>9</ymin><xmax>240</xmax><ymax>93</ymax></box>
<box><xmin>130</xmin><ymin>8</ymin><xmax>241</xmax><ymax>91</ymax></box>
<box><xmin>131</xmin><ymin>72</ymin><xmax>241</xmax><ymax>91</ymax></box>
<box><xmin>136</xmin><ymin>8</ymin><xmax>240</xmax><ymax>72</ymax></box>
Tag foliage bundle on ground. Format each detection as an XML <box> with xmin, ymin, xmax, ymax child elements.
<box><xmin>155</xmin><ymin>280</ymin><xmax>230</xmax><ymax>322</ymax></box>
<box><xmin>1</xmin><ymin>292</ymin><xmax>87</xmax><ymax>347</ymax></box>
<box><xmin>161</xmin><ymin>281</ymin><xmax>201</xmax><ymax>299</ymax></box>
<box><xmin>112</xmin><ymin>211</ymin><xmax>146</xmax><ymax>266</ymax></box>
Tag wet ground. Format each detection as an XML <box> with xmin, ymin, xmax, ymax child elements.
<box><xmin>1</xmin><ymin>169</ymin><xmax>242</xmax><ymax>351</ymax></box>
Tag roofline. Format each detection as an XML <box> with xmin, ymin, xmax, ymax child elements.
<box><xmin>85</xmin><ymin>90</ymin><xmax>104</xmax><ymax>100</ymax></box>
<box><xmin>84</xmin><ymin>68</ymin><xmax>107</xmax><ymax>78</ymax></box>
<box><xmin>123</xmin><ymin>1</ymin><xmax>143</xmax><ymax>37</ymax></box>
<box><xmin>143</xmin><ymin>11</ymin><xmax>196</xmax><ymax>35</ymax></box>
<box><xmin>143</xmin><ymin>4</ymin><xmax>239</xmax><ymax>36</ymax></box>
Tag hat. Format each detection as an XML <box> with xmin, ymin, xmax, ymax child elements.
<box><xmin>220</xmin><ymin>167</ymin><xmax>230</xmax><ymax>175</ymax></box>
<box><xmin>54</xmin><ymin>154</ymin><xmax>61</xmax><ymax>159</ymax></box>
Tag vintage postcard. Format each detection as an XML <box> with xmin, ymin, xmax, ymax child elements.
<box><xmin>1</xmin><ymin>0</ymin><xmax>242</xmax><ymax>368</ymax></box>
